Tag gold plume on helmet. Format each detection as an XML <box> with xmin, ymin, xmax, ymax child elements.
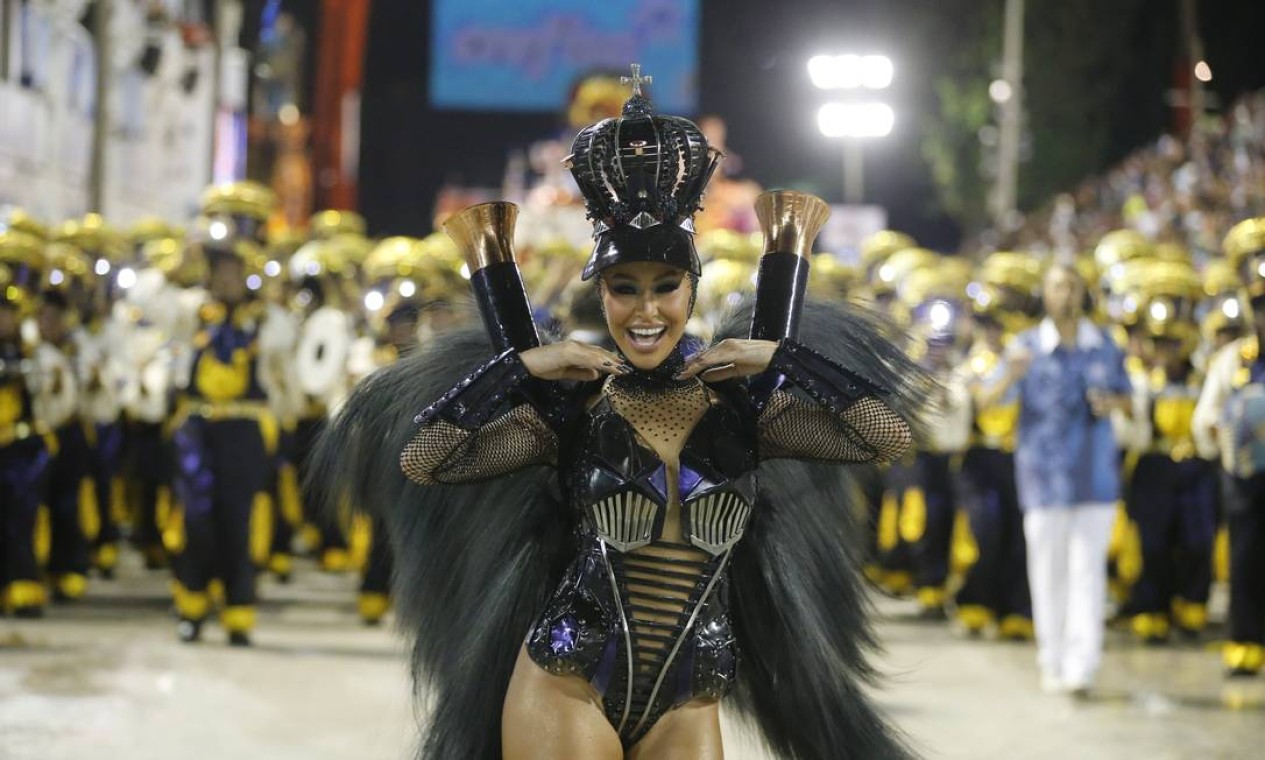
<box><xmin>1</xmin><ymin>208</ymin><xmax>49</xmax><ymax>241</ymax></box>
<box><xmin>860</xmin><ymin>230</ymin><xmax>917</xmax><ymax>276</ymax></box>
<box><xmin>1223</xmin><ymin>217</ymin><xmax>1265</xmax><ymax>299</ymax></box>
<box><xmin>0</xmin><ymin>228</ymin><xmax>45</xmax><ymax>269</ymax></box>
<box><xmin>1203</xmin><ymin>259</ymin><xmax>1240</xmax><ymax>298</ymax></box>
<box><xmin>697</xmin><ymin>257</ymin><xmax>756</xmax><ymax>317</ymax></box>
<box><xmin>57</xmin><ymin>214</ymin><xmax>128</xmax><ymax>263</ymax></box>
<box><xmin>567</xmin><ymin>75</ymin><xmax>632</xmax><ymax>129</ymax></box>
<box><xmin>310</xmin><ymin>210</ymin><xmax>367</xmax><ymax>239</ymax></box>
<box><xmin>807</xmin><ymin>253</ymin><xmax>858</xmax><ymax>303</ymax></box>
<box><xmin>130</xmin><ymin>217</ymin><xmax>184</xmax><ymax>248</ymax></box>
<box><xmin>697</xmin><ymin>229</ymin><xmax>762</xmax><ymax>265</ymax></box>
<box><xmin>1093</xmin><ymin>229</ymin><xmax>1153</xmax><ymax>271</ymax></box>
<box><xmin>1223</xmin><ymin>217</ymin><xmax>1265</xmax><ymax>264</ymax></box>
<box><xmin>1134</xmin><ymin>261</ymin><xmax>1201</xmax><ymax>347</ymax></box>
<box><xmin>200</xmin><ymin>181</ymin><xmax>277</xmax><ymax>220</ymax></box>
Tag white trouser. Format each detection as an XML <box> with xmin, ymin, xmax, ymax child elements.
<box><xmin>1022</xmin><ymin>503</ymin><xmax>1116</xmax><ymax>687</ymax></box>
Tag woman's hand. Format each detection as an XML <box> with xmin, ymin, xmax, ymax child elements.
<box><xmin>519</xmin><ymin>341</ymin><xmax>631</xmax><ymax>382</ymax></box>
<box><xmin>676</xmin><ymin>339</ymin><xmax>778</xmax><ymax>382</ymax></box>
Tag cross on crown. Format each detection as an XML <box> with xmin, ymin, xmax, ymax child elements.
<box><xmin>621</xmin><ymin>63</ymin><xmax>653</xmax><ymax>97</ymax></box>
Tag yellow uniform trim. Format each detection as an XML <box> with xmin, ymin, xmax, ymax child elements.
<box><xmin>95</xmin><ymin>543</ymin><xmax>119</xmax><ymax>571</ymax></box>
<box><xmin>950</xmin><ymin>508</ymin><xmax>979</xmax><ymax>574</ymax></box>
<box><xmin>1171</xmin><ymin>598</ymin><xmax>1208</xmax><ymax>632</ymax></box>
<box><xmin>162</xmin><ymin>504</ymin><xmax>186</xmax><ymax>555</ymax></box>
<box><xmin>208</xmin><ymin>579</ymin><xmax>226</xmax><ymax>607</ymax></box>
<box><xmin>321</xmin><ymin>547</ymin><xmax>352</xmax><ymax>573</ymax></box>
<box><xmin>78</xmin><ymin>478</ymin><xmax>100</xmax><ymax>541</ymax></box>
<box><xmin>1214</xmin><ymin>525</ymin><xmax>1230</xmax><ymax>584</ymax></box>
<box><xmin>33</xmin><ymin>504</ymin><xmax>51</xmax><ymax>565</ymax></box>
<box><xmin>898</xmin><ymin>487</ymin><xmax>927</xmax><ymax>544</ymax></box>
<box><xmin>170</xmin><ymin>581</ymin><xmax>211</xmax><ymax>620</ymax></box>
<box><xmin>957</xmin><ymin>604</ymin><xmax>994</xmax><ymax>632</ymax></box>
<box><xmin>167</xmin><ymin>399</ymin><xmax>280</xmax><ymax>457</ymax></box>
<box><xmin>250</xmin><ymin>492</ymin><xmax>274</xmax><ymax>567</ymax></box>
<box><xmin>1130</xmin><ymin>612</ymin><xmax>1170</xmax><ymax>640</ymax></box>
<box><xmin>267</xmin><ymin>553</ymin><xmax>293</xmax><ymax>577</ymax></box>
<box><xmin>358</xmin><ymin>592</ymin><xmax>391</xmax><ymax>623</ymax></box>
<box><xmin>221</xmin><ymin>605</ymin><xmax>256</xmax><ymax>633</ymax></box>
<box><xmin>916</xmin><ymin>586</ymin><xmax>946</xmax><ymax>608</ymax></box>
<box><xmin>55</xmin><ymin>573</ymin><xmax>87</xmax><ymax>599</ymax></box>
<box><xmin>4</xmin><ymin>579</ymin><xmax>48</xmax><ymax>610</ymax></box>
<box><xmin>1223</xmin><ymin>642</ymin><xmax>1265</xmax><ymax>673</ymax></box>
<box><xmin>998</xmin><ymin>615</ymin><xmax>1034</xmax><ymax>640</ymax></box>
<box><xmin>877</xmin><ymin>491</ymin><xmax>900</xmax><ymax>551</ymax></box>
<box><xmin>348</xmin><ymin>514</ymin><xmax>373</xmax><ymax>572</ymax></box>
<box><xmin>278</xmin><ymin>463</ymin><xmax>303</xmax><ymax>526</ymax></box>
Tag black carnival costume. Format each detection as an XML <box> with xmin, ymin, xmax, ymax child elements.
<box><xmin>311</xmin><ymin>71</ymin><xmax>925</xmax><ymax>759</ymax></box>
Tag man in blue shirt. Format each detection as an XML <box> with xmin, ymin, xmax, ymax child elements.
<box><xmin>983</xmin><ymin>263</ymin><xmax>1131</xmax><ymax>696</ymax></box>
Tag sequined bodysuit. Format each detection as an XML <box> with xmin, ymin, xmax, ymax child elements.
<box><xmin>401</xmin><ymin>342</ymin><xmax>911</xmax><ymax>747</ymax></box>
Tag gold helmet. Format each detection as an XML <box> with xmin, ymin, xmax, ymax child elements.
<box><xmin>43</xmin><ymin>240</ymin><xmax>96</xmax><ymax>292</ymax></box>
<box><xmin>57</xmin><ymin>213</ymin><xmax>128</xmax><ymax>264</ymax></box>
<box><xmin>199</xmin><ymin>181</ymin><xmax>277</xmax><ymax>245</ymax></box>
<box><xmin>860</xmin><ymin>230</ymin><xmax>917</xmax><ymax>279</ymax></box>
<box><xmin>697</xmin><ymin>257</ymin><xmax>756</xmax><ymax>317</ymax></box>
<box><xmin>896</xmin><ymin>263</ymin><xmax>970</xmax><ymax>354</ymax></box>
<box><xmin>1</xmin><ymin>208</ymin><xmax>50</xmax><ymax>242</ymax></box>
<box><xmin>567</xmin><ymin>74</ymin><xmax>632</xmax><ymax>129</ymax></box>
<box><xmin>309</xmin><ymin>209</ymin><xmax>367</xmax><ymax>239</ymax></box>
<box><xmin>1153</xmin><ymin>241</ymin><xmax>1192</xmax><ymax>265</ymax></box>
<box><xmin>807</xmin><ymin>253</ymin><xmax>859</xmax><ymax>303</ymax></box>
<box><xmin>1223</xmin><ymin>217</ymin><xmax>1265</xmax><ymax>299</ymax></box>
<box><xmin>141</xmin><ymin>237</ymin><xmax>203</xmax><ymax>287</ymax></box>
<box><xmin>0</xmin><ymin>228</ymin><xmax>44</xmax><ymax>270</ymax></box>
<box><xmin>696</xmin><ymin>228</ymin><xmax>761</xmax><ymax>265</ymax></box>
<box><xmin>874</xmin><ymin>246</ymin><xmax>938</xmax><ymax>291</ymax></box>
<box><xmin>1201</xmin><ymin>293</ymin><xmax>1248</xmax><ymax>347</ymax></box>
<box><xmin>1134</xmin><ymin>261</ymin><xmax>1201</xmax><ymax>347</ymax></box>
<box><xmin>1093</xmin><ymin>229</ymin><xmax>1153</xmax><ymax>272</ymax></box>
<box><xmin>289</xmin><ymin>235</ymin><xmax>365</xmax><ymax>282</ymax></box>
<box><xmin>1201</xmin><ymin>258</ymin><xmax>1239</xmax><ymax>299</ymax></box>
<box><xmin>130</xmin><ymin>217</ymin><xmax>184</xmax><ymax>248</ymax></box>
<box><xmin>0</xmin><ymin>229</ymin><xmax>43</xmax><ymax>312</ymax></box>
<box><xmin>974</xmin><ymin>251</ymin><xmax>1043</xmax><ymax>332</ymax></box>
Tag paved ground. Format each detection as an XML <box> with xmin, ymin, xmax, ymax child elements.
<box><xmin>2</xmin><ymin>554</ymin><xmax>1262</xmax><ymax>760</ymax></box>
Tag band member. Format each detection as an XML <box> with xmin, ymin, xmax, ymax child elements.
<box><xmin>1194</xmin><ymin>218</ymin><xmax>1265</xmax><ymax>676</ymax></box>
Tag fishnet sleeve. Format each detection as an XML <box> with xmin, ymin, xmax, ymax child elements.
<box><xmin>401</xmin><ymin>404</ymin><xmax>559</xmax><ymax>486</ymax></box>
<box><xmin>758</xmin><ymin>390</ymin><xmax>912</xmax><ymax>464</ymax></box>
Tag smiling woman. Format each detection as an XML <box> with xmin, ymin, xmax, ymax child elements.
<box><xmin>314</xmin><ymin>65</ymin><xmax>923</xmax><ymax>760</ymax></box>
<box><xmin>601</xmin><ymin>263</ymin><xmax>691</xmax><ymax>367</ymax></box>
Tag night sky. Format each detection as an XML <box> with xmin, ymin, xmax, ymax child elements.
<box><xmin>357</xmin><ymin>0</ymin><xmax>1265</xmax><ymax>250</ymax></box>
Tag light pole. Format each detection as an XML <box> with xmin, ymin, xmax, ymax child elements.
<box><xmin>992</xmin><ymin>0</ymin><xmax>1025</xmax><ymax>227</ymax></box>
<box><xmin>808</xmin><ymin>54</ymin><xmax>894</xmax><ymax>204</ymax></box>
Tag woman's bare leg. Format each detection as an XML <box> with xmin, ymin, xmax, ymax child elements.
<box><xmin>626</xmin><ymin>699</ymin><xmax>723</xmax><ymax>760</ymax></box>
<box><xmin>502</xmin><ymin>645</ymin><xmax>624</xmax><ymax>760</ymax></box>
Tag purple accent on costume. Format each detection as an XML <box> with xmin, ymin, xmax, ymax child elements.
<box><xmin>172</xmin><ymin>419</ymin><xmax>215</xmax><ymax>517</ymax></box>
<box><xmin>550</xmin><ymin>614</ymin><xmax>579</xmax><ymax>655</ymax></box>
<box><xmin>678</xmin><ymin>465</ymin><xmax>703</xmax><ymax>498</ymax></box>
<box><xmin>592</xmin><ymin>633</ymin><xmax>618</xmax><ymax>696</ymax></box>
<box><xmin>649</xmin><ymin>463</ymin><xmax>669</xmax><ymax>501</ymax></box>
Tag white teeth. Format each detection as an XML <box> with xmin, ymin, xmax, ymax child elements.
<box><xmin>630</xmin><ymin>327</ymin><xmax>665</xmax><ymax>337</ymax></box>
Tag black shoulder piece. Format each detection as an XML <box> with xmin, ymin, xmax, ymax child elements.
<box><xmin>413</xmin><ymin>349</ymin><xmax>563</xmax><ymax>428</ymax></box>
<box><xmin>764</xmin><ymin>338</ymin><xmax>887</xmax><ymax>413</ymax></box>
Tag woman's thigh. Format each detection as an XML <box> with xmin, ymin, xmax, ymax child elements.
<box><xmin>502</xmin><ymin>645</ymin><xmax>623</xmax><ymax>760</ymax></box>
<box><xmin>626</xmin><ymin>699</ymin><xmax>724</xmax><ymax>760</ymax></box>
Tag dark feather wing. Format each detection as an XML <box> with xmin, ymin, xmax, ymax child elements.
<box><xmin>717</xmin><ymin>300</ymin><xmax>926</xmax><ymax>759</ymax></box>
<box><xmin>306</xmin><ymin>327</ymin><xmax>568</xmax><ymax>760</ymax></box>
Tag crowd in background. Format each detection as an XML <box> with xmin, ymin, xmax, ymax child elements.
<box><xmin>3</xmin><ymin>85</ymin><xmax>1265</xmax><ymax>690</ymax></box>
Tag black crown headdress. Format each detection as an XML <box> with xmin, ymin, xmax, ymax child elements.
<box><xmin>566</xmin><ymin>64</ymin><xmax>722</xmax><ymax>280</ymax></box>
